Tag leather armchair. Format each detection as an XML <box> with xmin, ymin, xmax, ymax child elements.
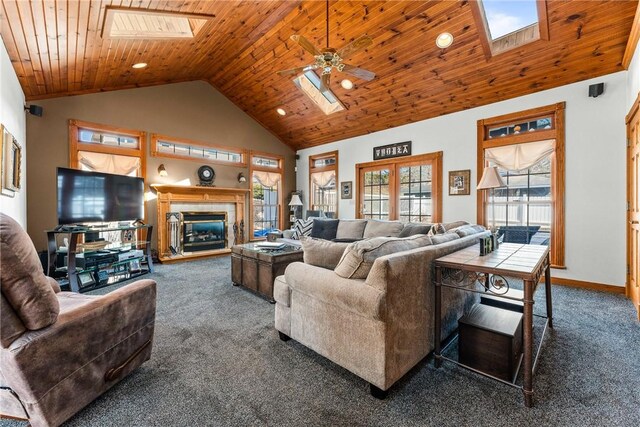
<box><xmin>0</xmin><ymin>213</ymin><xmax>156</xmax><ymax>427</ymax></box>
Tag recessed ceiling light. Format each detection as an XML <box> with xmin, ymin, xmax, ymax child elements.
<box><xmin>341</xmin><ymin>79</ymin><xmax>354</xmax><ymax>90</ymax></box>
<box><xmin>436</xmin><ymin>32</ymin><xmax>454</xmax><ymax>49</ymax></box>
<box><xmin>276</xmin><ymin>108</ymin><xmax>286</xmax><ymax>116</ymax></box>
<box><xmin>132</xmin><ymin>62</ymin><xmax>147</xmax><ymax>69</ymax></box>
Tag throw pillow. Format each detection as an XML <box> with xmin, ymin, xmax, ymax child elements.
<box><xmin>301</xmin><ymin>237</ymin><xmax>350</xmax><ymax>270</ymax></box>
<box><xmin>310</xmin><ymin>219</ymin><xmax>339</xmax><ymax>240</ymax></box>
<box><xmin>427</xmin><ymin>223</ymin><xmax>447</xmax><ymax>236</ymax></box>
<box><xmin>399</xmin><ymin>223</ymin><xmax>432</xmax><ymax>238</ymax></box>
<box><xmin>453</xmin><ymin>224</ymin><xmax>486</xmax><ymax>237</ymax></box>
<box><xmin>336</xmin><ymin>220</ymin><xmax>367</xmax><ymax>240</ymax></box>
<box><xmin>363</xmin><ymin>220</ymin><xmax>404</xmax><ymax>238</ymax></box>
<box><xmin>334</xmin><ymin>234</ymin><xmax>432</xmax><ymax>279</ymax></box>
<box><xmin>431</xmin><ymin>233</ymin><xmax>460</xmax><ymax>245</ymax></box>
<box><xmin>292</xmin><ymin>218</ymin><xmax>313</xmax><ymax>240</ymax></box>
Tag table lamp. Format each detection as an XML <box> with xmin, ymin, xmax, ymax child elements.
<box><xmin>289</xmin><ymin>194</ymin><xmax>303</xmax><ymax>220</ymax></box>
<box><xmin>477</xmin><ymin>166</ymin><xmax>506</xmax><ymax>235</ymax></box>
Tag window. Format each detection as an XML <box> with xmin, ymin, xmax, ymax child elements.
<box><xmin>356</xmin><ymin>152</ymin><xmax>442</xmax><ymax>223</ymax></box>
<box><xmin>250</xmin><ymin>152</ymin><xmax>284</xmax><ymax>239</ymax></box>
<box><xmin>309</xmin><ymin>151</ymin><xmax>338</xmax><ymax>216</ymax></box>
<box><xmin>151</xmin><ymin>134</ymin><xmax>246</xmax><ymax>166</ymax></box>
<box><xmin>69</xmin><ymin>120</ymin><xmax>146</xmax><ymax>179</ymax></box>
<box><xmin>471</xmin><ymin>0</ymin><xmax>549</xmax><ymax>58</ymax></box>
<box><xmin>293</xmin><ymin>70</ymin><xmax>345</xmax><ymax>115</ymax></box>
<box><xmin>477</xmin><ymin>102</ymin><xmax>565</xmax><ymax>268</ymax></box>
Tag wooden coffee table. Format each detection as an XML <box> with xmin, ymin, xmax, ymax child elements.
<box><xmin>231</xmin><ymin>242</ymin><xmax>303</xmax><ymax>303</ymax></box>
<box><xmin>433</xmin><ymin>243</ymin><xmax>553</xmax><ymax>407</ymax></box>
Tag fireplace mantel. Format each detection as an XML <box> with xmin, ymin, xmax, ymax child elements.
<box><xmin>151</xmin><ymin>184</ymin><xmax>250</xmax><ymax>263</ymax></box>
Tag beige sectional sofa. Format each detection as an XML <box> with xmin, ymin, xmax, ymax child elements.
<box><xmin>274</xmin><ymin>219</ymin><xmax>489</xmax><ymax>397</ymax></box>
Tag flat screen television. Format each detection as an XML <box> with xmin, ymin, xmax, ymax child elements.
<box><xmin>57</xmin><ymin>167</ymin><xmax>144</xmax><ymax>225</ymax></box>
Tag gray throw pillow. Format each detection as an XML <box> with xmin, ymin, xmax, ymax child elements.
<box><xmin>301</xmin><ymin>237</ymin><xmax>349</xmax><ymax>270</ymax></box>
<box><xmin>310</xmin><ymin>219</ymin><xmax>339</xmax><ymax>240</ymax></box>
<box><xmin>399</xmin><ymin>223</ymin><xmax>432</xmax><ymax>238</ymax></box>
<box><xmin>334</xmin><ymin>234</ymin><xmax>432</xmax><ymax>279</ymax></box>
<box><xmin>431</xmin><ymin>233</ymin><xmax>460</xmax><ymax>245</ymax></box>
<box><xmin>363</xmin><ymin>220</ymin><xmax>404</xmax><ymax>238</ymax></box>
<box><xmin>336</xmin><ymin>220</ymin><xmax>367</xmax><ymax>240</ymax></box>
<box><xmin>453</xmin><ymin>224</ymin><xmax>486</xmax><ymax>237</ymax></box>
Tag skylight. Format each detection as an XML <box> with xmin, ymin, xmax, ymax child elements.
<box><xmin>102</xmin><ymin>7</ymin><xmax>210</xmax><ymax>40</ymax></box>
<box><xmin>293</xmin><ymin>71</ymin><xmax>345</xmax><ymax>115</ymax></box>
<box><xmin>481</xmin><ymin>0</ymin><xmax>539</xmax><ymax>40</ymax></box>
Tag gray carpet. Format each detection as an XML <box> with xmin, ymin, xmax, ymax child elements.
<box><xmin>2</xmin><ymin>257</ymin><xmax>639</xmax><ymax>426</ymax></box>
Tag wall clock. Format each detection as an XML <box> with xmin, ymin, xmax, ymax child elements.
<box><xmin>197</xmin><ymin>165</ymin><xmax>215</xmax><ymax>186</ymax></box>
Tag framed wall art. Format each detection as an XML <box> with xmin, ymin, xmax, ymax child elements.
<box><xmin>1</xmin><ymin>124</ymin><xmax>22</xmax><ymax>197</ymax></box>
<box><xmin>448</xmin><ymin>169</ymin><xmax>470</xmax><ymax>196</ymax></box>
<box><xmin>340</xmin><ymin>181</ymin><xmax>353</xmax><ymax>199</ymax></box>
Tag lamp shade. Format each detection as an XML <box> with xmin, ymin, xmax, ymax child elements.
<box><xmin>289</xmin><ymin>194</ymin><xmax>303</xmax><ymax>206</ymax></box>
<box><xmin>477</xmin><ymin>166</ymin><xmax>506</xmax><ymax>190</ymax></box>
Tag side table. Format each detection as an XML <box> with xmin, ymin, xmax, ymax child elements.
<box><xmin>433</xmin><ymin>243</ymin><xmax>553</xmax><ymax>407</ymax></box>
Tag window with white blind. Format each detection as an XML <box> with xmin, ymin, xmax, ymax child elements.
<box><xmin>309</xmin><ymin>151</ymin><xmax>338</xmax><ymax>216</ymax></box>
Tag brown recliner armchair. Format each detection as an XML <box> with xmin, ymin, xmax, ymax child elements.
<box><xmin>0</xmin><ymin>213</ymin><xmax>157</xmax><ymax>427</ymax></box>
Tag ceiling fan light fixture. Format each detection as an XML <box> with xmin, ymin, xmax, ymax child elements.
<box><xmin>436</xmin><ymin>32</ymin><xmax>454</xmax><ymax>49</ymax></box>
<box><xmin>341</xmin><ymin>79</ymin><xmax>354</xmax><ymax>90</ymax></box>
<box><xmin>132</xmin><ymin>62</ymin><xmax>148</xmax><ymax>69</ymax></box>
<box><xmin>276</xmin><ymin>108</ymin><xmax>287</xmax><ymax>116</ymax></box>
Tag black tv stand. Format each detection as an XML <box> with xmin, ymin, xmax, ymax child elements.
<box><xmin>46</xmin><ymin>224</ymin><xmax>153</xmax><ymax>293</ymax></box>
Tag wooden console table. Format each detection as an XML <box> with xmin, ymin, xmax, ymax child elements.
<box><xmin>434</xmin><ymin>243</ymin><xmax>553</xmax><ymax>407</ymax></box>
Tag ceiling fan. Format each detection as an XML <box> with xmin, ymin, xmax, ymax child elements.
<box><xmin>277</xmin><ymin>0</ymin><xmax>375</xmax><ymax>91</ymax></box>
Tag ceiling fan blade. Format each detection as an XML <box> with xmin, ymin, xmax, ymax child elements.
<box><xmin>290</xmin><ymin>35</ymin><xmax>322</xmax><ymax>57</ymax></box>
<box><xmin>341</xmin><ymin>64</ymin><xmax>376</xmax><ymax>81</ymax></box>
<box><xmin>277</xmin><ymin>65</ymin><xmax>316</xmax><ymax>76</ymax></box>
<box><xmin>336</xmin><ymin>35</ymin><xmax>373</xmax><ymax>60</ymax></box>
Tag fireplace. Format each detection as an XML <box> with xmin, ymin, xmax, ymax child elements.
<box><xmin>181</xmin><ymin>212</ymin><xmax>227</xmax><ymax>252</ymax></box>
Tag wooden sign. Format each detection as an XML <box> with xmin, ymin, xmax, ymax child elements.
<box><xmin>373</xmin><ymin>141</ymin><xmax>412</xmax><ymax>160</ymax></box>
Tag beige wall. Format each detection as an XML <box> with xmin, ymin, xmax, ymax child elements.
<box><xmin>26</xmin><ymin>81</ymin><xmax>295</xmax><ymax>250</ymax></box>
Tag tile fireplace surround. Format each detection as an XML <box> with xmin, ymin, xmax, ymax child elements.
<box><xmin>151</xmin><ymin>184</ymin><xmax>250</xmax><ymax>263</ymax></box>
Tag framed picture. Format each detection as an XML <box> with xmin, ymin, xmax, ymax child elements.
<box><xmin>449</xmin><ymin>170</ymin><xmax>470</xmax><ymax>196</ymax></box>
<box><xmin>1</xmin><ymin>124</ymin><xmax>21</xmax><ymax>197</ymax></box>
<box><xmin>341</xmin><ymin>181</ymin><xmax>353</xmax><ymax>199</ymax></box>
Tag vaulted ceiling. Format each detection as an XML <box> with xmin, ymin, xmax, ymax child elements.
<box><xmin>1</xmin><ymin>1</ymin><xmax>638</xmax><ymax>150</ymax></box>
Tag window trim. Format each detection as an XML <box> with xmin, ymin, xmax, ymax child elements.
<box><xmin>150</xmin><ymin>133</ymin><xmax>247</xmax><ymax>167</ymax></box>
<box><xmin>309</xmin><ymin>150</ymin><xmax>339</xmax><ymax>217</ymax></box>
<box><xmin>476</xmin><ymin>102</ymin><xmax>565</xmax><ymax>268</ymax></box>
<box><xmin>69</xmin><ymin>119</ymin><xmax>146</xmax><ymax>181</ymax></box>
<box><xmin>249</xmin><ymin>151</ymin><xmax>284</xmax><ymax>241</ymax></box>
<box><xmin>355</xmin><ymin>151</ymin><xmax>443</xmax><ymax>223</ymax></box>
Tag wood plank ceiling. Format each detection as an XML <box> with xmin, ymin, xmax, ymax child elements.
<box><xmin>1</xmin><ymin>1</ymin><xmax>637</xmax><ymax>150</ymax></box>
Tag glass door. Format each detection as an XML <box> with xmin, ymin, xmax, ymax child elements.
<box><xmin>359</xmin><ymin>166</ymin><xmax>394</xmax><ymax>220</ymax></box>
<box><xmin>398</xmin><ymin>162</ymin><xmax>433</xmax><ymax>223</ymax></box>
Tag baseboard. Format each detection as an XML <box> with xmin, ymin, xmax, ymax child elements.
<box><xmin>545</xmin><ymin>277</ymin><xmax>625</xmax><ymax>294</ymax></box>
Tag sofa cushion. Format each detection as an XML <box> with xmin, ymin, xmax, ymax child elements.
<box><xmin>336</xmin><ymin>220</ymin><xmax>367</xmax><ymax>240</ymax></box>
<box><xmin>292</xmin><ymin>218</ymin><xmax>314</xmax><ymax>239</ymax></box>
<box><xmin>334</xmin><ymin>234</ymin><xmax>433</xmax><ymax>279</ymax></box>
<box><xmin>0</xmin><ymin>213</ymin><xmax>60</xmax><ymax>330</ymax></box>
<box><xmin>363</xmin><ymin>220</ymin><xmax>404</xmax><ymax>238</ymax></box>
<box><xmin>301</xmin><ymin>237</ymin><xmax>349</xmax><ymax>270</ymax></box>
<box><xmin>431</xmin><ymin>233</ymin><xmax>461</xmax><ymax>245</ymax></box>
<box><xmin>1</xmin><ymin>294</ymin><xmax>26</xmax><ymax>347</ymax></box>
<box><xmin>399</xmin><ymin>223</ymin><xmax>432</xmax><ymax>238</ymax></box>
<box><xmin>310</xmin><ymin>219</ymin><xmax>339</xmax><ymax>240</ymax></box>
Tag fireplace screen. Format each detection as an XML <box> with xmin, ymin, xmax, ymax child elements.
<box><xmin>182</xmin><ymin>212</ymin><xmax>227</xmax><ymax>252</ymax></box>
